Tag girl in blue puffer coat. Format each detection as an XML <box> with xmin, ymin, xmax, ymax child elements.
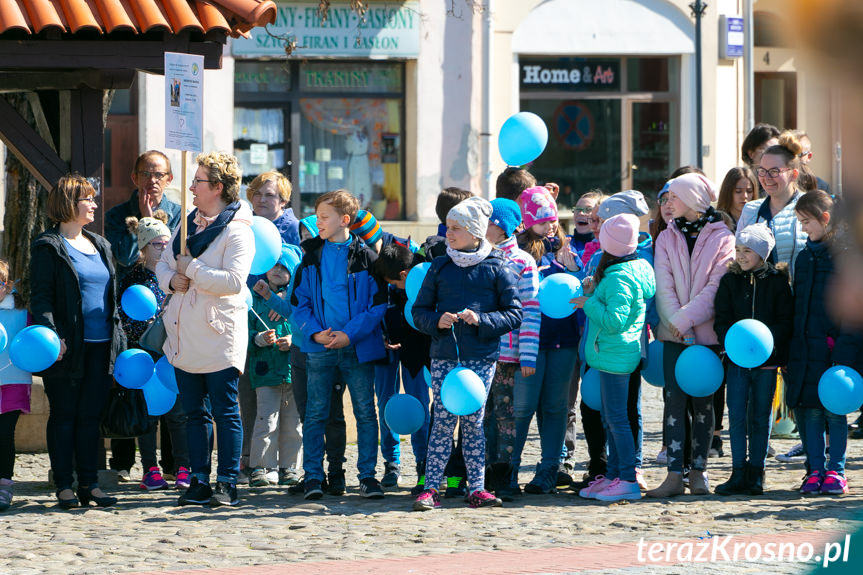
<box><xmin>411</xmin><ymin>197</ymin><xmax>522</xmax><ymax>511</ymax></box>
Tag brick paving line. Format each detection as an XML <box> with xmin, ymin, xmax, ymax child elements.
<box><xmin>123</xmin><ymin>530</ymin><xmax>846</xmax><ymax>575</ymax></box>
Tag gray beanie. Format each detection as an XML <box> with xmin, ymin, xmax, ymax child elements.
<box><xmin>447</xmin><ymin>196</ymin><xmax>493</xmax><ymax>239</ymax></box>
<box><xmin>596</xmin><ymin>189</ymin><xmax>649</xmax><ymax>220</ymax></box>
<box><xmin>736</xmin><ymin>222</ymin><xmax>775</xmax><ymax>262</ymax></box>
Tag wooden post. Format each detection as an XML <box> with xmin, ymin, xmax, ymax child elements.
<box><xmin>180</xmin><ymin>150</ymin><xmax>187</xmax><ymax>255</ymax></box>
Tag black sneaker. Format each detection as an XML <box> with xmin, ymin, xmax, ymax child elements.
<box><xmin>210</xmin><ymin>481</ymin><xmax>239</xmax><ymax>507</ymax></box>
<box><xmin>359</xmin><ymin>477</ymin><xmax>385</xmax><ymax>499</ymax></box>
<box><xmin>326</xmin><ymin>470</ymin><xmax>346</xmax><ymax>495</ymax></box>
<box><xmin>556</xmin><ymin>463</ymin><xmax>574</xmax><ymax>487</ymax></box>
<box><xmin>177</xmin><ymin>477</ymin><xmax>213</xmax><ymax>506</ymax></box>
<box><xmin>381</xmin><ymin>462</ymin><xmax>400</xmax><ymax>487</ymax></box>
<box><xmin>288</xmin><ymin>478</ymin><xmax>306</xmax><ymax>495</ymax></box>
<box><xmin>304</xmin><ymin>478</ymin><xmax>324</xmax><ymax>500</ymax></box>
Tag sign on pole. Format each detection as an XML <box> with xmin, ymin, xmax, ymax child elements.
<box><xmin>164</xmin><ymin>52</ymin><xmax>204</xmax><ymax>153</ymax></box>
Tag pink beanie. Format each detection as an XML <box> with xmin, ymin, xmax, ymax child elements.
<box><xmin>667</xmin><ymin>173</ymin><xmax>718</xmax><ymax>213</ymax></box>
<box><xmin>599</xmin><ymin>214</ymin><xmax>640</xmax><ymax>257</ymax></box>
<box><xmin>519</xmin><ymin>186</ymin><xmax>558</xmax><ymax>229</ymax></box>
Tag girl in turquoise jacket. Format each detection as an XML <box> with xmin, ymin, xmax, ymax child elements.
<box><xmin>573</xmin><ymin>214</ymin><xmax>656</xmax><ymax>502</ymax></box>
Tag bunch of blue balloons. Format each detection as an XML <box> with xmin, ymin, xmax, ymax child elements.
<box><xmin>114</xmin><ymin>350</ymin><xmax>178</xmax><ymax>416</ymax></box>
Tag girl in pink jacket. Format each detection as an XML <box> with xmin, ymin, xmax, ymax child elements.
<box><xmin>647</xmin><ymin>173</ymin><xmax>735</xmax><ymax>499</ymax></box>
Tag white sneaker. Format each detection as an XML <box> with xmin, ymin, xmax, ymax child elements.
<box><xmin>578</xmin><ymin>475</ymin><xmax>611</xmax><ymax>499</ymax></box>
<box><xmin>266</xmin><ymin>469</ymin><xmax>279</xmax><ymax>484</ymax></box>
<box><xmin>116</xmin><ymin>469</ymin><xmax>131</xmax><ymax>482</ymax></box>
<box><xmin>776</xmin><ymin>443</ymin><xmax>806</xmax><ymax>463</ymax></box>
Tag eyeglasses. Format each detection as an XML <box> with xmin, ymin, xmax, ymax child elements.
<box><xmin>137</xmin><ymin>171</ymin><xmax>169</xmax><ymax>180</ymax></box>
<box><xmin>190</xmin><ymin>179</ymin><xmax>214</xmax><ymax>187</ymax></box>
<box><xmin>756</xmin><ymin>167</ymin><xmax>792</xmax><ymax>179</ymax></box>
<box><xmin>77</xmin><ymin>197</ymin><xmax>98</xmax><ymax>205</ymax></box>
<box><xmin>572</xmin><ymin>207</ymin><xmax>593</xmax><ymax>215</ymax></box>
<box><xmin>149</xmin><ymin>241</ymin><xmax>168</xmax><ymax>249</ymax></box>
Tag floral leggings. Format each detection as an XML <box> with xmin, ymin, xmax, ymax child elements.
<box><xmin>426</xmin><ymin>359</ymin><xmax>496</xmax><ymax>493</ymax></box>
<box><xmin>484</xmin><ymin>361</ymin><xmax>517</xmax><ymax>464</ymax></box>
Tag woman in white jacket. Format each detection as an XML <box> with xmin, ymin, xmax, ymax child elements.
<box><xmin>156</xmin><ymin>152</ymin><xmax>254</xmax><ymax>508</ymax></box>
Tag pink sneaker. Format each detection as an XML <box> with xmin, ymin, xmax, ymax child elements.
<box><xmin>578</xmin><ymin>475</ymin><xmax>611</xmax><ymax>499</ymax></box>
<box><xmin>800</xmin><ymin>471</ymin><xmax>823</xmax><ymax>495</ymax></box>
<box><xmin>595</xmin><ymin>478</ymin><xmax>642</xmax><ymax>502</ymax></box>
<box><xmin>466</xmin><ymin>489</ymin><xmax>502</xmax><ymax>509</ymax></box>
<box><xmin>140</xmin><ymin>467</ymin><xmax>168</xmax><ymax>491</ymax></box>
<box><xmin>413</xmin><ymin>489</ymin><xmax>441</xmax><ymax>511</ymax></box>
<box><xmin>820</xmin><ymin>471</ymin><xmax>848</xmax><ymax>495</ymax></box>
<box><xmin>175</xmin><ymin>467</ymin><xmax>191</xmax><ymax>490</ymax></box>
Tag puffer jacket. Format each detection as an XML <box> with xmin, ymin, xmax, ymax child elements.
<box><xmin>412</xmin><ymin>249</ymin><xmax>522</xmax><ymax>362</ymax></box>
<box><xmin>655</xmin><ymin>220</ymin><xmax>735</xmax><ymax>345</ymax></box>
<box><xmin>583</xmin><ymin>257</ymin><xmax>656</xmax><ymax>374</ymax></box>
<box><xmin>736</xmin><ymin>193</ymin><xmax>806</xmax><ymax>278</ymax></box>
<box><xmin>786</xmin><ymin>239</ymin><xmax>863</xmax><ymax>408</ymax></box>
<box><xmin>156</xmin><ymin>202</ymin><xmax>255</xmax><ymax>374</ymax></box>
<box><xmin>713</xmin><ymin>261</ymin><xmax>794</xmax><ymax>367</ymax></box>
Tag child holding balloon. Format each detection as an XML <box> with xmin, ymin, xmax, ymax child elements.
<box><xmin>0</xmin><ymin>259</ymin><xmax>29</xmax><ymax>511</ymax></box>
<box><xmin>411</xmin><ymin>196</ymin><xmax>522</xmax><ymax>510</ymax></box>
<box><xmin>649</xmin><ymin>173</ymin><xmax>734</xmax><ymax>498</ymax></box>
<box><xmin>572</xmin><ymin>214</ymin><xmax>655</xmax><ymax>501</ymax></box>
<box><xmin>787</xmin><ymin>191</ymin><xmax>862</xmax><ymax>495</ymax></box>
<box><xmin>713</xmin><ymin>223</ymin><xmax>793</xmax><ymax>495</ymax></box>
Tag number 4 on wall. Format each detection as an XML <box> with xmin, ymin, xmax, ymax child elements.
<box><xmin>763</xmin><ymin>51</ymin><xmax>770</xmax><ymax>65</ymax></box>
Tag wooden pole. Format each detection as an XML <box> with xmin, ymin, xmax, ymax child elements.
<box><xmin>180</xmin><ymin>150</ymin><xmax>187</xmax><ymax>255</ymax></box>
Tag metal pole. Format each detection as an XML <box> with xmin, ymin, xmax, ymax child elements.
<box><xmin>744</xmin><ymin>0</ymin><xmax>754</xmax><ymax>133</ymax></box>
<box><xmin>691</xmin><ymin>1</ymin><xmax>706</xmax><ymax>169</ymax></box>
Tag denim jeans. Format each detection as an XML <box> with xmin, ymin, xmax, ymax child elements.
<box><xmin>43</xmin><ymin>342</ymin><xmax>113</xmax><ymax>490</ymax></box>
<box><xmin>374</xmin><ymin>354</ymin><xmax>431</xmax><ymax>465</ymax></box>
<box><xmin>175</xmin><ymin>366</ymin><xmax>242</xmax><ymax>484</ymax></box>
<box><xmin>726</xmin><ymin>365</ymin><xmax>776</xmax><ymax>468</ymax></box>
<box><xmin>800</xmin><ymin>407</ymin><xmax>847</xmax><ymax>475</ymax></box>
<box><xmin>512</xmin><ymin>347</ymin><xmax>578</xmax><ymax>475</ymax></box>
<box><xmin>304</xmin><ymin>346</ymin><xmax>378</xmax><ymax>482</ymax></box>
<box><xmin>599</xmin><ymin>371</ymin><xmax>637</xmax><ymax>482</ymax></box>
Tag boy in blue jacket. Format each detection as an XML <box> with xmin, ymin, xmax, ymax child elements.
<box><xmin>291</xmin><ymin>190</ymin><xmax>387</xmax><ymax>500</ymax></box>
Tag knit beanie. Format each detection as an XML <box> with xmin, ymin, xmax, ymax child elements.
<box><xmin>736</xmin><ymin>222</ymin><xmax>775</xmax><ymax>262</ymax></box>
<box><xmin>599</xmin><ymin>214</ymin><xmax>640</xmax><ymax>257</ymax></box>
<box><xmin>596</xmin><ymin>189</ymin><xmax>649</xmax><ymax>220</ymax></box>
<box><xmin>132</xmin><ymin>216</ymin><xmax>171</xmax><ymax>250</ymax></box>
<box><xmin>277</xmin><ymin>243</ymin><xmax>303</xmax><ymax>274</ymax></box>
<box><xmin>447</xmin><ymin>196</ymin><xmax>494</xmax><ymax>239</ymax></box>
<box><xmin>350</xmin><ymin>209</ymin><xmax>383</xmax><ymax>247</ymax></box>
<box><xmin>519</xmin><ymin>186</ymin><xmax>558</xmax><ymax>229</ymax></box>
<box><xmin>489</xmin><ymin>198</ymin><xmax>522</xmax><ymax>238</ymax></box>
<box><xmin>668</xmin><ymin>173</ymin><xmax>718</xmax><ymax>213</ymax></box>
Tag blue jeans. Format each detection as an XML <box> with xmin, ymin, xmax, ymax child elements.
<box><xmin>598</xmin><ymin>371</ymin><xmax>637</xmax><ymax>482</ymax></box>
<box><xmin>374</xmin><ymin>354</ymin><xmax>430</xmax><ymax>465</ymax></box>
<box><xmin>726</xmin><ymin>365</ymin><xmax>776</xmax><ymax>468</ymax></box>
<box><xmin>304</xmin><ymin>347</ymin><xmax>378</xmax><ymax>482</ymax></box>
<box><xmin>512</xmin><ymin>347</ymin><xmax>578</xmax><ymax>475</ymax></box>
<box><xmin>176</xmin><ymin>366</ymin><xmax>242</xmax><ymax>484</ymax></box>
<box><xmin>800</xmin><ymin>407</ymin><xmax>847</xmax><ymax>475</ymax></box>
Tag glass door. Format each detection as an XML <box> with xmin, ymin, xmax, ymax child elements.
<box><xmin>629</xmin><ymin>101</ymin><xmax>674</xmax><ymax>199</ymax></box>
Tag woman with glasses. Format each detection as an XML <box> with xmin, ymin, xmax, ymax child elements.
<box><xmin>113</xmin><ymin>212</ymin><xmax>191</xmax><ymax>492</ymax></box>
<box><xmin>156</xmin><ymin>152</ymin><xmax>254</xmax><ymax>507</ymax></box>
<box><xmin>30</xmin><ymin>174</ymin><xmax>126</xmax><ymax>508</ymax></box>
<box><xmin>736</xmin><ymin>131</ymin><xmax>808</xmax><ymax>279</ymax></box>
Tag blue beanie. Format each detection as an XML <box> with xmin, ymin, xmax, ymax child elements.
<box><xmin>277</xmin><ymin>244</ymin><xmax>303</xmax><ymax>274</ymax></box>
<box><xmin>489</xmin><ymin>198</ymin><xmax>522</xmax><ymax>238</ymax></box>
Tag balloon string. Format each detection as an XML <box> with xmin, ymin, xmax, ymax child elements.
<box><xmin>249</xmin><ymin>307</ymin><xmax>271</xmax><ymax>331</ymax></box>
<box><xmin>0</xmin><ymin>360</ymin><xmax>13</xmax><ymax>373</ymax></box>
<box><xmin>451</xmin><ymin>324</ymin><xmax>460</xmax><ymax>366</ymax></box>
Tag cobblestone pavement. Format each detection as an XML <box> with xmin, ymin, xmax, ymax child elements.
<box><xmin>2</xmin><ymin>384</ymin><xmax>861</xmax><ymax>574</ymax></box>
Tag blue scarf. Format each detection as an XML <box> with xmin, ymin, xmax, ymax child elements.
<box><xmin>172</xmin><ymin>202</ymin><xmax>241</xmax><ymax>258</ymax></box>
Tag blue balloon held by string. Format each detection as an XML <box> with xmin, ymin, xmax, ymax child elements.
<box><xmin>242</xmin><ymin>286</ymin><xmax>254</xmax><ymax>309</ymax></box>
<box><xmin>441</xmin><ymin>366</ymin><xmax>486</xmax><ymax>415</ymax></box>
<box><xmin>9</xmin><ymin>325</ymin><xmax>61</xmax><ymax>373</ymax></box>
<box><xmin>642</xmin><ymin>340</ymin><xmax>665</xmax><ymax>387</ymax></box>
<box><xmin>114</xmin><ymin>349</ymin><xmax>155</xmax><ymax>390</ymax></box>
<box><xmin>819</xmin><ymin>365</ymin><xmax>863</xmax><ymax>416</ymax></box>
<box><xmin>384</xmin><ymin>394</ymin><xmax>426</xmax><ymax>435</ymax></box>
<box><xmin>538</xmin><ymin>274</ymin><xmax>583</xmax><ymax>319</ymax></box>
<box><xmin>675</xmin><ymin>345</ymin><xmax>723</xmax><ymax>397</ymax></box>
<box><xmin>142</xmin><ymin>372</ymin><xmax>177</xmax><ymax>416</ymax></box>
<box><xmin>121</xmin><ymin>285</ymin><xmax>158</xmax><ymax>321</ymax></box>
<box><xmin>498</xmin><ymin>112</ymin><xmax>549</xmax><ymax>166</ymax></box>
<box><xmin>249</xmin><ymin>216</ymin><xmax>283</xmax><ymax>275</ymax></box>
<box><xmin>405</xmin><ymin>262</ymin><xmax>431</xmax><ymax>301</ymax></box>
<box><xmin>580</xmin><ymin>368</ymin><xmax>602</xmax><ymax>411</ymax></box>
<box><xmin>155</xmin><ymin>355</ymin><xmax>178</xmax><ymax>394</ymax></box>
<box><xmin>725</xmin><ymin>319</ymin><xmax>774</xmax><ymax>368</ymax></box>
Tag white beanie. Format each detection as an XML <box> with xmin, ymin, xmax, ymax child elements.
<box><xmin>668</xmin><ymin>173</ymin><xmax>718</xmax><ymax>213</ymax></box>
<box><xmin>447</xmin><ymin>196</ymin><xmax>493</xmax><ymax>239</ymax></box>
<box><xmin>736</xmin><ymin>222</ymin><xmax>776</xmax><ymax>262</ymax></box>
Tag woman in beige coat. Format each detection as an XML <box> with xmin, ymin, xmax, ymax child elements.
<box><xmin>156</xmin><ymin>151</ymin><xmax>254</xmax><ymax>507</ymax></box>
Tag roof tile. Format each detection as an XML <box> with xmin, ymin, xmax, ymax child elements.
<box><xmin>0</xmin><ymin>0</ymin><xmax>276</xmax><ymax>37</ymax></box>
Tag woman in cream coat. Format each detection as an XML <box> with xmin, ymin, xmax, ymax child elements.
<box><xmin>156</xmin><ymin>151</ymin><xmax>254</xmax><ymax>507</ymax></box>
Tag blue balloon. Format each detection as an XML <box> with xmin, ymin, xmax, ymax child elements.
<box><xmin>580</xmin><ymin>368</ymin><xmax>602</xmax><ymax>411</ymax></box>
<box><xmin>0</xmin><ymin>323</ymin><xmax>7</xmax><ymax>353</ymax></box>
<box><xmin>725</xmin><ymin>319</ymin><xmax>774</xmax><ymax>368</ymax></box>
<box><xmin>405</xmin><ymin>262</ymin><xmax>431</xmax><ymax>301</ymax></box>
<box><xmin>642</xmin><ymin>340</ymin><xmax>665</xmax><ymax>387</ymax></box>
<box><xmin>250</xmin><ymin>216</ymin><xmax>282</xmax><ymax>275</ymax></box>
<box><xmin>441</xmin><ymin>366</ymin><xmax>486</xmax><ymax>415</ymax></box>
<box><xmin>114</xmin><ymin>349</ymin><xmax>155</xmax><ymax>389</ymax></box>
<box><xmin>155</xmin><ymin>355</ymin><xmax>178</xmax><ymax>394</ymax></box>
<box><xmin>243</xmin><ymin>285</ymin><xmax>254</xmax><ymax>309</ymax></box>
<box><xmin>404</xmin><ymin>299</ymin><xmax>418</xmax><ymax>330</ymax></box>
<box><xmin>9</xmin><ymin>325</ymin><xmax>60</xmax><ymax>373</ymax></box>
<box><xmin>675</xmin><ymin>345</ymin><xmax>723</xmax><ymax>397</ymax></box>
<box><xmin>384</xmin><ymin>394</ymin><xmax>426</xmax><ymax>435</ymax></box>
<box><xmin>498</xmin><ymin>112</ymin><xmax>549</xmax><ymax>166</ymax></box>
<box><xmin>142</xmin><ymin>373</ymin><xmax>177</xmax><ymax>416</ymax></box>
<box><xmin>121</xmin><ymin>284</ymin><xmax>158</xmax><ymax>321</ymax></box>
<box><xmin>538</xmin><ymin>274</ymin><xmax>583</xmax><ymax>319</ymax></box>
<box><xmin>423</xmin><ymin>366</ymin><xmax>432</xmax><ymax>388</ymax></box>
<box><xmin>819</xmin><ymin>366</ymin><xmax>863</xmax><ymax>416</ymax></box>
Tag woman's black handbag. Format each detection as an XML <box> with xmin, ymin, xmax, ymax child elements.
<box><xmin>100</xmin><ymin>387</ymin><xmax>157</xmax><ymax>439</ymax></box>
<box><xmin>138</xmin><ymin>295</ymin><xmax>170</xmax><ymax>356</ymax></box>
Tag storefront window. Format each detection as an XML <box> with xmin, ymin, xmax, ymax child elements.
<box><xmin>233</xmin><ymin>107</ymin><xmax>287</xmax><ymax>185</ymax></box>
<box><xmin>627</xmin><ymin>58</ymin><xmax>671</xmax><ymax>92</ymax></box>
